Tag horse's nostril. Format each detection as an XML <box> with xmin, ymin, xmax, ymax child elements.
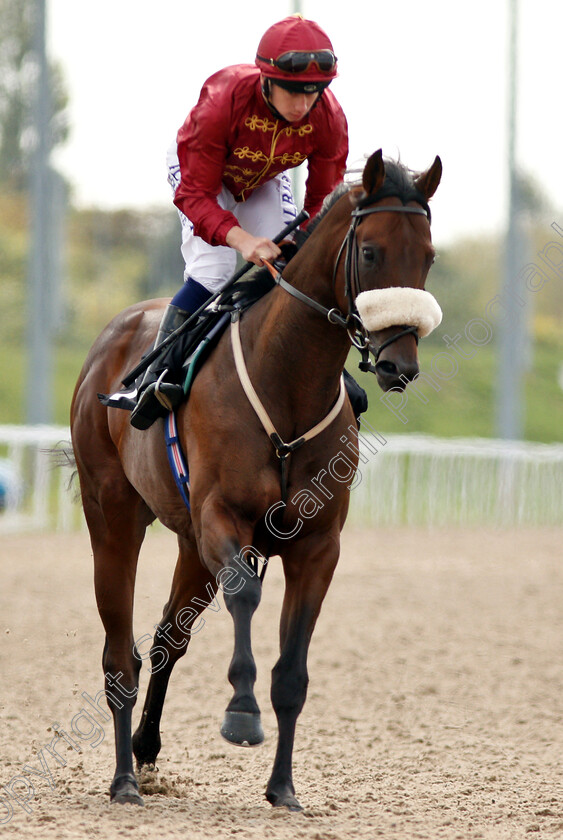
<box><xmin>375</xmin><ymin>360</ymin><xmax>398</xmax><ymax>378</ymax></box>
<box><xmin>401</xmin><ymin>365</ymin><xmax>419</xmax><ymax>383</ymax></box>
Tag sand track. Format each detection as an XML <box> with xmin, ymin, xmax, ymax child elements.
<box><xmin>2</xmin><ymin>527</ymin><xmax>563</xmax><ymax>839</ymax></box>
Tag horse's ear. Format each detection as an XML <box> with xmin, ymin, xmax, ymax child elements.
<box><xmin>414</xmin><ymin>155</ymin><xmax>442</xmax><ymax>200</ymax></box>
<box><xmin>362</xmin><ymin>149</ymin><xmax>386</xmax><ymax>196</ymax></box>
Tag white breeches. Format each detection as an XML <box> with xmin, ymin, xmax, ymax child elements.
<box><xmin>167</xmin><ymin>145</ymin><xmax>298</xmax><ymax>293</ymax></box>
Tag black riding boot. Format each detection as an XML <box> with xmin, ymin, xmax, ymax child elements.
<box><xmin>130</xmin><ymin>304</ymin><xmax>190</xmax><ymax>430</ymax></box>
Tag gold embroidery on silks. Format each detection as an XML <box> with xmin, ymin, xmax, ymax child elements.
<box><xmin>227</xmin><ymin>116</ymin><xmax>313</xmax><ymax>199</ymax></box>
<box><xmin>245</xmin><ymin>115</ymin><xmax>277</xmax><ymax>132</ymax></box>
<box><xmin>225</xmin><ymin>169</ymin><xmax>251</xmax><ymax>185</ymax></box>
<box><xmin>278</xmin><ymin>152</ymin><xmax>306</xmax><ymax>166</ymax></box>
<box><xmin>289</xmin><ymin>124</ymin><xmax>313</xmax><ymax>138</ymax></box>
<box><xmin>233</xmin><ymin>146</ymin><xmax>266</xmax><ymax>163</ymax></box>
<box><xmin>243</xmin><ymin>116</ymin><xmax>313</xmax><ymax>138</ymax></box>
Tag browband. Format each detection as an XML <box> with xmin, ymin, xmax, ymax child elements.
<box><xmin>354</xmin><ymin>186</ymin><xmax>431</xmax><ymax>222</ymax></box>
<box><xmin>352</xmin><ymin>205</ymin><xmax>429</xmax><ymax>219</ymax></box>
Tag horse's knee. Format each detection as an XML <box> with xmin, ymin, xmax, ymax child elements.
<box><xmin>223</xmin><ymin>570</ymin><xmax>262</xmax><ymax>615</ymax></box>
<box><xmin>102</xmin><ymin>669</ymin><xmax>140</xmax><ymax>711</ymax></box>
<box><xmin>149</xmin><ymin>623</ymin><xmax>190</xmax><ymax>672</ymax></box>
<box><xmin>102</xmin><ymin>640</ymin><xmax>141</xmax><ymax>707</ymax></box>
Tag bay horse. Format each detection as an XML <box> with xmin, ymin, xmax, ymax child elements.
<box><xmin>70</xmin><ymin>150</ymin><xmax>442</xmax><ymax>811</ymax></box>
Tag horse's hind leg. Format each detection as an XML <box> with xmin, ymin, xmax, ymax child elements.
<box><xmin>82</xmin><ymin>482</ymin><xmax>150</xmax><ymax>805</ymax></box>
<box><xmin>266</xmin><ymin>534</ymin><xmax>339</xmax><ymax>811</ymax></box>
<box><xmin>132</xmin><ymin>535</ymin><xmax>215</xmax><ymax>768</ymax></box>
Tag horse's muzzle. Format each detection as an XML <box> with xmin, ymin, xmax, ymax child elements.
<box><xmin>370</xmin><ymin>329</ymin><xmax>419</xmax><ymax>392</ymax></box>
<box><xmin>374</xmin><ymin>355</ymin><xmax>419</xmax><ymax>391</ymax></box>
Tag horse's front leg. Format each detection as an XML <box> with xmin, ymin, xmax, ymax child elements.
<box><xmin>198</xmin><ymin>506</ymin><xmax>264</xmax><ymax>746</ymax></box>
<box><xmin>221</xmin><ymin>546</ymin><xmax>264</xmax><ymax>746</ymax></box>
<box><xmin>266</xmin><ymin>532</ymin><xmax>340</xmax><ymax>811</ymax></box>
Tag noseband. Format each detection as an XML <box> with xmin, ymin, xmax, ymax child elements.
<box><xmin>273</xmin><ymin>192</ymin><xmax>433</xmax><ymax>375</ymax></box>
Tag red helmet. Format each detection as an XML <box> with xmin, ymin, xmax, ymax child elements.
<box><xmin>256</xmin><ymin>15</ymin><xmax>338</xmax><ymax>91</ymax></box>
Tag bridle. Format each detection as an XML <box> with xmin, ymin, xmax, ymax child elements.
<box><xmin>273</xmin><ymin>190</ymin><xmax>432</xmax><ymax>375</ymax></box>
<box><xmin>230</xmin><ymin>190</ymin><xmax>433</xmax><ymax>542</ymax></box>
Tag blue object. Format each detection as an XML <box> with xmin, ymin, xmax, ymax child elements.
<box><xmin>164</xmin><ymin>412</ymin><xmax>191</xmax><ymax>511</ymax></box>
<box><xmin>0</xmin><ymin>459</ymin><xmax>22</xmax><ymax>511</ymax></box>
<box><xmin>171</xmin><ymin>277</ymin><xmax>213</xmax><ymax>313</ymax></box>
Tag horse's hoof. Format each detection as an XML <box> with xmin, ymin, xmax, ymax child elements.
<box><xmin>132</xmin><ymin>730</ymin><xmax>160</xmax><ymax>770</ymax></box>
<box><xmin>266</xmin><ymin>788</ymin><xmax>303</xmax><ymax>812</ymax></box>
<box><xmin>110</xmin><ymin>774</ymin><xmax>144</xmax><ymax>806</ymax></box>
<box><xmin>220</xmin><ymin>710</ymin><xmax>264</xmax><ymax>746</ymax></box>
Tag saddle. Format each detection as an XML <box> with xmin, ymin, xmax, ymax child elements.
<box><xmin>98</xmin><ymin>267</ymin><xmax>277</xmax><ymax>412</ymax></box>
<box><xmin>167</xmin><ymin>269</ymin><xmax>278</xmax><ymax>399</ymax></box>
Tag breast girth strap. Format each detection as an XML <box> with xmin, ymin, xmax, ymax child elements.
<box><xmin>230</xmin><ymin>310</ymin><xmax>346</xmax><ymax>506</ymax></box>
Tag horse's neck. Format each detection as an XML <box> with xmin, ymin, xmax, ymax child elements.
<box><xmin>261</xmin><ymin>284</ymin><xmax>348</xmax><ymax>369</ymax></box>
<box><xmin>244</xmin><ymin>242</ymin><xmax>350</xmax><ymax>419</ymax></box>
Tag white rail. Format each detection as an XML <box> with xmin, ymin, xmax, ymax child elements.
<box><xmin>0</xmin><ymin>426</ymin><xmax>561</xmax><ymax>533</ymax></box>
<box><xmin>0</xmin><ymin>425</ymin><xmax>80</xmax><ymax>534</ymax></box>
<box><xmin>348</xmin><ymin>433</ymin><xmax>563</xmax><ymax>527</ymax></box>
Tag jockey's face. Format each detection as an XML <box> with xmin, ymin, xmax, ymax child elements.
<box><xmin>268</xmin><ymin>82</ymin><xmax>319</xmax><ymax>122</ymax></box>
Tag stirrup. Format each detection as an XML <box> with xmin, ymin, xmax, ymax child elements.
<box><xmin>130</xmin><ymin>370</ymin><xmax>183</xmax><ymax>430</ymax></box>
<box><xmin>154</xmin><ymin>370</ymin><xmax>184</xmax><ymax>411</ymax></box>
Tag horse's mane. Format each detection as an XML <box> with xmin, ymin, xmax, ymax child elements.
<box><xmin>374</xmin><ymin>159</ymin><xmax>420</xmax><ymax>198</ymax></box>
<box><xmin>303</xmin><ymin>182</ymin><xmax>351</xmax><ymax>239</ymax></box>
<box><xmin>302</xmin><ymin>157</ymin><xmax>425</xmax><ymax>242</ymax></box>
<box><xmin>356</xmin><ymin>159</ymin><xmax>429</xmax><ymax>214</ymax></box>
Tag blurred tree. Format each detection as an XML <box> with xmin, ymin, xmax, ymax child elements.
<box><xmin>0</xmin><ymin>0</ymin><xmax>69</xmax><ymax>190</ymax></box>
<box><xmin>516</xmin><ymin>170</ymin><xmax>552</xmax><ymax>221</ymax></box>
<box><xmin>63</xmin><ymin>207</ymin><xmax>184</xmax><ymax>346</ymax></box>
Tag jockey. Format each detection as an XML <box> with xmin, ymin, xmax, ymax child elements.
<box><xmin>130</xmin><ymin>14</ymin><xmax>348</xmax><ymax>429</ymax></box>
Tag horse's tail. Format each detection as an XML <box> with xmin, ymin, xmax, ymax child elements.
<box><xmin>45</xmin><ymin>441</ymin><xmax>80</xmax><ymax>500</ymax></box>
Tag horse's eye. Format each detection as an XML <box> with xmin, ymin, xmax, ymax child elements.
<box><xmin>361</xmin><ymin>246</ymin><xmax>377</xmax><ymax>264</ymax></box>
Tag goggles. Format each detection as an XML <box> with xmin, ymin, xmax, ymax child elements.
<box><xmin>257</xmin><ymin>49</ymin><xmax>337</xmax><ymax>74</ymax></box>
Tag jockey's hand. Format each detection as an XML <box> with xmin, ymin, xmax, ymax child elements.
<box><xmin>226</xmin><ymin>226</ymin><xmax>281</xmax><ymax>267</ymax></box>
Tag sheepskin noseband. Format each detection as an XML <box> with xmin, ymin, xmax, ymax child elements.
<box><xmin>355</xmin><ymin>288</ymin><xmax>442</xmax><ymax>338</ymax></box>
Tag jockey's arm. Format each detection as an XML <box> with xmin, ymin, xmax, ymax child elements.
<box><xmin>226</xmin><ymin>225</ymin><xmax>281</xmax><ymax>267</ymax></box>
